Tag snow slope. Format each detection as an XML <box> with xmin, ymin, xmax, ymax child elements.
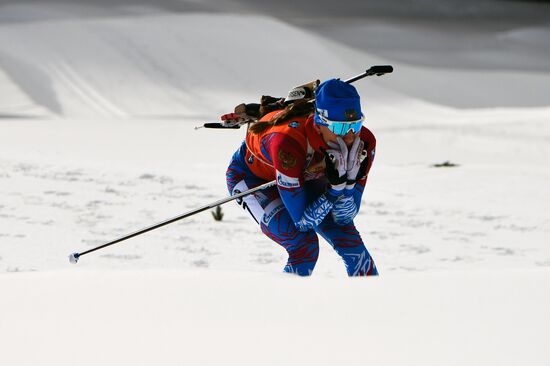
<box><xmin>2</xmin><ymin>269</ymin><xmax>549</xmax><ymax>366</ymax></box>
<box><xmin>0</xmin><ymin>8</ymin><xmax>548</xmax><ymax>274</ymax></box>
<box><xmin>0</xmin><ymin>13</ymin><xmax>388</xmax><ymax>119</ymax></box>
<box><xmin>0</xmin><ymin>102</ymin><xmax>549</xmax><ymax>275</ymax></box>
<box><xmin>2</xmin><ymin>10</ymin><xmax>550</xmax><ymax>119</ymax></box>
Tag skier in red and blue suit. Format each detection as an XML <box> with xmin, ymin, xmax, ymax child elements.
<box><xmin>226</xmin><ymin>79</ymin><xmax>378</xmax><ymax>276</ymax></box>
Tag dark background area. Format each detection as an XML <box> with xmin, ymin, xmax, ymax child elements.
<box><xmin>0</xmin><ymin>0</ymin><xmax>549</xmax><ymax>24</ymax></box>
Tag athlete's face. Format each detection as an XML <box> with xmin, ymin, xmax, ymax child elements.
<box><xmin>317</xmin><ymin>125</ymin><xmax>356</xmax><ymax>147</ymax></box>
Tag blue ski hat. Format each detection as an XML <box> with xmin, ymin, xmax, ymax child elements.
<box><xmin>314</xmin><ymin>79</ymin><xmax>363</xmax><ymax>127</ymax></box>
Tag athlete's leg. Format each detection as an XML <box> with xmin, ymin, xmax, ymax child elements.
<box><xmin>301</xmin><ymin>179</ymin><xmax>378</xmax><ymax>276</ymax></box>
<box><xmin>316</xmin><ymin>215</ymin><xmax>378</xmax><ymax>276</ymax></box>
<box><xmin>260</xmin><ymin>206</ymin><xmax>319</xmax><ymax>276</ymax></box>
<box><xmin>226</xmin><ymin>150</ymin><xmax>319</xmax><ymax>276</ymax></box>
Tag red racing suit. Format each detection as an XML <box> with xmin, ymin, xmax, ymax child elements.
<box><xmin>244</xmin><ymin>110</ymin><xmax>375</xmax><ymax>228</ymax></box>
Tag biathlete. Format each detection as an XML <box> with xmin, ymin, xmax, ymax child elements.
<box><xmin>225</xmin><ymin>79</ymin><xmax>378</xmax><ymax>276</ymax></box>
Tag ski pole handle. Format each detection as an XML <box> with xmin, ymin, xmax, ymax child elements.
<box><xmin>202</xmin><ymin>123</ymin><xmax>241</xmax><ymax>129</ymax></box>
<box><xmin>344</xmin><ymin>65</ymin><xmax>393</xmax><ymax>84</ymax></box>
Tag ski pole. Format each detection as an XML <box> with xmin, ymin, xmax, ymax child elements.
<box><xmin>69</xmin><ymin>180</ymin><xmax>276</xmax><ymax>263</ymax></box>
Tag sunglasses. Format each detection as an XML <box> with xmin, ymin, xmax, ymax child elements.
<box><xmin>317</xmin><ymin>115</ymin><xmax>364</xmax><ymax>136</ymax></box>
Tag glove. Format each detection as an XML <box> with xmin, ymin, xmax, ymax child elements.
<box><xmin>220</xmin><ymin>112</ymin><xmax>257</xmax><ymax>127</ymax></box>
<box><xmin>345</xmin><ymin>136</ymin><xmax>367</xmax><ymax>189</ymax></box>
<box><xmin>220</xmin><ymin>103</ymin><xmax>259</xmax><ymax>127</ymax></box>
<box><xmin>356</xmin><ymin>154</ymin><xmax>370</xmax><ymax>181</ymax></box>
<box><xmin>324</xmin><ymin>137</ymin><xmax>348</xmax><ymax>197</ymax></box>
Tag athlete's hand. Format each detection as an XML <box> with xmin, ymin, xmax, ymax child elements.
<box><xmin>345</xmin><ymin>135</ymin><xmax>367</xmax><ymax>189</ymax></box>
<box><xmin>324</xmin><ymin>137</ymin><xmax>348</xmax><ymax>194</ymax></box>
<box><xmin>220</xmin><ymin>112</ymin><xmax>257</xmax><ymax>127</ymax></box>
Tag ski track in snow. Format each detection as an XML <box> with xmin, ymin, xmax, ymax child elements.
<box><xmin>46</xmin><ymin>59</ymin><xmax>129</xmax><ymax>117</ymax></box>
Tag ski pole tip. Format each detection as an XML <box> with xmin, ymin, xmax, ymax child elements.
<box><xmin>69</xmin><ymin>252</ymin><xmax>80</xmax><ymax>264</ymax></box>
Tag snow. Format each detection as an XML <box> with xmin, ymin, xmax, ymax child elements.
<box><xmin>1</xmin><ymin>1</ymin><xmax>550</xmax><ymax>365</ymax></box>
<box><xmin>2</xmin><ymin>269</ymin><xmax>549</xmax><ymax>365</ymax></box>
<box><xmin>0</xmin><ymin>12</ymin><xmax>380</xmax><ymax>119</ymax></box>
